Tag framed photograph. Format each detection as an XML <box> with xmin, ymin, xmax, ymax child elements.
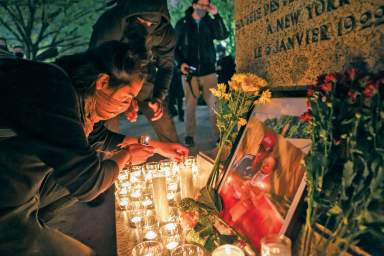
<box><xmin>218</xmin><ymin>108</ymin><xmax>307</xmax><ymax>250</ymax></box>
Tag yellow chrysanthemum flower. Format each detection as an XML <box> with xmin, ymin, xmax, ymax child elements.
<box><xmin>210</xmin><ymin>88</ymin><xmax>222</xmax><ymax>98</ymax></box>
<box><xmin>244</xmin><ymin>73</ymin><xmax>268</xmax><ymax>88</ymax></box>
<box><xmin>255</xmin><ymin>89</ymin><xmax>272</xmax><ymax>104</ymax></box>
<box><xmin>217</xmin><ymin>83</ymin><xmax>227</xmax><ymax>93</ymax></box>
<box><xmin>238</xmin><ymin>118</ymin><xmax>247</xmax><ymax>126</ymax></box>
<box><xmin>228</xmin><ymin>80</ymin><xmax>240</xmax><ymax>91</ymax></box>
<box><xmin>223</xmin><ymin>93</ymin><xmax>230</xmax><ymax>101</ymax></box>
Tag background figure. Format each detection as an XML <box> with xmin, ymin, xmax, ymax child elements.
<box><xmin>89</xmin><ymin>0</ymin><xmax>179</xmax><ymax>143</ymax></box>
<box><xmin>0</xmin><ymin>37</ymin><xmax>9</xmax><ymax>52</ymax></box>
<box><xmin>216</xmin><ymin>44</ymin><xmax>236</xmax><ymax>85</ymax></box>
<box><xmin>167</xmin><ymin>64</ymin><xmax>184</xmax><ymax>122</ymax></box>
<box><xmin>13</xmin><ymin>45</ymin><xmax>25</xmax><ymax>59</ymax></box>
<box><xmin>0</xmin><ymin>37</ymin><xmax>13</xmax><ymax>58</ymax></box>
<box><xmin>175</xmin><ymin>0</ymin><xmax>229</xmax><ymax>147</ymax></box>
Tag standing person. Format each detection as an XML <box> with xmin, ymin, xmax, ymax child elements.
<box><xmin>89</xmin><ymin>0</ymin><xmax>179</xmax><ymax>143</ymax></box>
<box><xmin>216</xmin><ymin>44</ymin><xmax>236</xmax><ymax>85</ymax></box>
<box><xmin>175</xmin><ymin>0</ymin><xmax>229</xmax><ymax>147</ymax></box>
<box><xmin>168</xmin><ymin>64</ymin><xmax>185</xmax><ymax>122</ymax></box>
<box><xmin>0</xmin><ymin>40</ymin><xmax>188</xmax><ymax>255</ymax></box>
<box><xmin>13</xmin><ymin>45</ymin><xmax>25</xmax><ymax>59</ymax></box>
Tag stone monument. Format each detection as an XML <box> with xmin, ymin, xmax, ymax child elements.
<box><xmin>235</xmin><ymin>0</ymin><xmax>384</xmax><ymax>87</ymax></box>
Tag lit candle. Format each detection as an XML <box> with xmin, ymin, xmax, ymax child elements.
<box><xmin>144</xmin><ymin>230</ymin><xmax>158</xmax><ymax>240</ymax></box>
<box><xmin>166</xmin><ymin>241</ymin><xmax>179</xmax><ymax>251</ymax></box>
<box><xmin>261</xmin><ymin>235</ymin><xmax>292</xmax><ymax>256</ymax></box>
<box><xmin>152</xmin><ymin>173</ymin><xmax>170</xmax><ymax>223</ymax></box>
<box><xmin>179</xmin><ymin>159</ymin><xmax>195</xmax><ymax>199</ymax></box>
<box><xmin>212</xmin><ymin>245</ymin><xmax>245</xmax><ymax>256</ymax></box>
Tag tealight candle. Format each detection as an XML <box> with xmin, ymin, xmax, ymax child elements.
<box><xmin>261</xmin><ymin>235</ymin><xmax>291</xmax><ymax>256</ymax></box>
<box><xmin>132</xmin><ymin>241</ymin><xmax>163</xmax><ymax>256</ymax></box>
<box><xmin>212</xmin><ymin>244</ymin><xmax>245</xmax><ymax>256</ymax></box>
<box><xmin>160</xmin><ymin>222</ymin><xmax>183</xmax><ymax>252</ymax></box>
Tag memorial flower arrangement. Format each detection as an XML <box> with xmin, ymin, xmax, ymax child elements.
<box><xmin>208</xmin><ymin>73</ymin><xmax>271</xmax><ymax>189</ymax></box>
<box><xmin>178</xmin><ymin>73</ymin><xmax>270</xmax><ymax>254</ymax></box>
<box><xmin>300</xmin><ymin>68</ymin><xmax>384</xmax><ymax>255</ymax></box>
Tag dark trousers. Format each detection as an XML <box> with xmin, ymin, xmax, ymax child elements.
<box><xmin>0</xmin><ymin>175</ymin><xmax>94</xmax><ymax>256</ymax></box>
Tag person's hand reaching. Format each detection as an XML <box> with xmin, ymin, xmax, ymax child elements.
<box><xmin>127</xmin><ymin>144</ymin><xmax>155</xmax><ymax>165</ymax></box>
<box><xmin>148</xmin><ymin>99</ymin><xmax>164</xmax><ymax>121</ymax></box>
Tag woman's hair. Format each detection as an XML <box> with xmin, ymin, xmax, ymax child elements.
<box><xmin>55</xmin><ymin>38</ymin><xmax>149</xmax><ymax>97</ymax></box>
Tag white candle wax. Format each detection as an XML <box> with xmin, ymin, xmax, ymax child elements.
<box><xmin>212</xmin><ymin>244</ymin><xmax>245</xmax><ymax>256</ymax></box>
<box><xmin>179</xmin><ymin>166</ymin><xmax>194</xmax><ymax>199</ymax></box>
<box><xmin>144</xmin><ymin>230</ymin><xmax>158</xmax><ymax>240</ymax></box>
<box><xmin>166</xmin><ymin>241</ymin><xmax>179</xmax><ymax>251</ymax></box>
<box><xmin>152</xmin><ymin>176</ymin><xmax>170</xmax><ymax>223</ymax></box>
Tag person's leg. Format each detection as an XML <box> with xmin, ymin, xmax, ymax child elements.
<box><xmin>38</xmin><ymin>174</ymin><xmax>78</xmax><ymax>223</ymax></box>
<box><xmin>200</xmin><ymin>73</ymin><xmax>219</xmax><ymax>140</ymax></box>
<box><xmin>182</xmin><ymin>76</ymin><xmax>200</xmax><ymax>141</ymax></box>
<box><xmin>0</xmin><ymin>196</ymin><xmax>94</xmax><ymax>256</ymax></box>
<box><xmin>140</xmin><ymin>101</ymin><xmax>180</xmax><ymax>143</ymax></box>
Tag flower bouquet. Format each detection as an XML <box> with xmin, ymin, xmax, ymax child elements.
<box><xmin>300</xmin><ymin>68</ymin><xmax>384</xmax><ymax>255</ymax></box>
<box><xmin>178</xmin><ymin>73</ymin><xmax>271</xmax><ymax>254</ymax></box>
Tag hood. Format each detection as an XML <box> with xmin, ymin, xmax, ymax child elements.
<box><xmin>118</xmin><ymin>0</ymin><xmax>170</xmax><ymax>22</ymax></box>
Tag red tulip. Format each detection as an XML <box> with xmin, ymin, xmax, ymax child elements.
<box><xmin>363</xmin><ymin>83</ymin><xmax>378</xmax><ymax>97</ymax></box>
<box><xmin>325</xmin><ymin>73</ymin><xmax>337</xmax><ymax>83</ymax></box>
<box><xmin>321</xmin><ymin>82</ymin><xmax>332</xmax><ymax>92</ymax></box>
<box><xmin>300</xmin><ymin>111</ymin><xmax>312</xmax><ymax>122</ymax></box>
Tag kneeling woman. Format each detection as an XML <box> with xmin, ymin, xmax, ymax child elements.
<box><xmin>0</xmin><ymin>39</ymin><xmax>187</xmax><ymax>255</ymax></box>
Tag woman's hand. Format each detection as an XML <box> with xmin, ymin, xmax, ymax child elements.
<box><xmin>152</xmin><ymin>141</ymin><xmax>189</xmax><ymax>162</ymax></box>
<box><xmin>127</xmin><ymin>144</ymin><xmax>155</xmax><ymax>165</ymax></box>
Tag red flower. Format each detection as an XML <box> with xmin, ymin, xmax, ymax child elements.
<box><xmin>346</xmin><ymin>68</ymin><xmax>358</xmax><ymax>81</ymax></box>
<box><xmin>306</xmin><ymin>99</ymin><xmax>311</xmax><ymax>109</ymax></box>
<box><xmin>307</xmin><ymin>88</ymin><xmax>314</xmax><ymax>97</ymax></box>
<box><xmin>363</xmin><ymin>83</ymin><xmax>378</xmax><ymax>97</ymax></box>
<box><xmin>300</xmin><ymin>111</ymin><xmax>312</xmax><ymax>122</ymax></box>
<box><xmin>325</xmin><ymin>73</ymin><xmax>337</xmax><ymax>83</ymax></box>
<box><xmin>321</xmin><ymin>82</ymin><xmax>332</xmax><ymax>92</ymax></box>
<box><xmin>347</xmin><ymin>90</ymin><xmax>358</xmax><ymax>102</ymax></box>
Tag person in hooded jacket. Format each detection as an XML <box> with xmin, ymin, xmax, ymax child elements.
<box><xmin>0</xmin><ymin>37</ymin><xmax>188</xmax><ymax>255</ymax></box>
<box><xmin>89</xmin><ymin>0</ymin><xmax>179</xmax><ymax>143</ymax></box>
<box><xmin>175</xmin><ymin>0</ymin><xmax>229</xmax><ymax>147</ymax></box>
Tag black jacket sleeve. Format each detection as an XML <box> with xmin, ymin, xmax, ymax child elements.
<box><xmin>88</xmin><ymin>122</ymin><xmax>125</xmax><ymax>152</ymax></box>
<box><xmin>0</xmin><ymin>63</ymin><xmax>120</xmax><ymax>202</ymax></box>
<box><xmin>210</xmin><ymin>14</ymin><xmax>229</xmax><ymax>40</ymax></box>
<box><xmin>150</xmin><ymin>24</ymin><xmax>176</xmax><ymax>102</ymax></box>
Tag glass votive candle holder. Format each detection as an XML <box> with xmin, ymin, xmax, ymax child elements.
<box><xmin>130</xmin><ymin>165</ymin><xmax>145</xmax><ymax>183</ymax></box>
<box><xmin>142</xmin><ymin>188</ymin><xmax>154</xmax><ymax>209</ymax></box>
<box><xmin>128</xmin><ymin>201</ymin><xmax>145</xmax><ymax>227</ymax></box>
<box><xmin>179</xmin><ymin>156</ymin><xmax>196</xmax><ymax>199</ymax></box>
<box><xmin>160</xmin><ymin>222</ymin><xmax>183</xmax><ymax>251</ymax></box>
<box><xmin>145</xmin><ymin>162</ymin><xmax>159</xmax><ymax>178</ymax></box>
<box><xmin>212</xmin><ymin>245</ymin><xmax>244</xmax><ymax>256</ymax></box>
<box><xmin>142</xmin><ymin>211</ymin><xmax>160</xmax><ymax>241</ymax></box>
<box><xmin>132</xmin><ymin>240</ymin><xmax>164</xmax><ymax>256</ymax></box>
<box><xmin>166</xmin><ymin>207</ymin><xmax>180</xmax><ymax>223</ymax></box>
<box><xmin>171</xmin><ymin>244</ymin><xmax>205</xmax><ymax>256</ymax></box>
<box><xmin>116</xmin><ymin>193</ymin><xmax>130</xmax><ymax>211</ymax></box>
<box><xmin>261</xmin><ymin>234</ymin><xmax>291</xmax><ymax>256</ymax></box>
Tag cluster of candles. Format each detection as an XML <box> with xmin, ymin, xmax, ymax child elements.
<box><xmin>115</xmin><ymin>157</ymin><xmax>200</xmax><ymax>255</ymax></box>
<box><xmin>115</xmin><ymin>156</ymin><xmax>290</xmax><ymax>256</ymax></box>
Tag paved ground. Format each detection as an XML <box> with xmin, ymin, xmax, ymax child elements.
<box><xmin>51</xmin><ymin>106</ymin><xmax>217</xmax><ymax>256</ymax></box>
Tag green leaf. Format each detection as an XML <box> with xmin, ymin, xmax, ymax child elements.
<box><xmin>198</xmin><ymin>186</ymin><xmax>223</xmax><ymax>212</ymax></box>
<box><xmin>219</xmin><ymin>234</ymin><xmax>238</xmax><ymax>244</ymax></box>
<box><xmin>204</xmin><ymin>236</ymin><xmax>216</xmax><ymax>252</ymax></box>
<box><xmin>343</xmin><ymin>160</ymin><xmax>355</xmax><ymax>188</ymax></box>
